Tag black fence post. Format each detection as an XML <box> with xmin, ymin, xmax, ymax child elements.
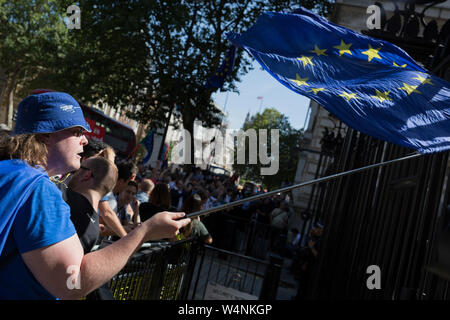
<box><xmin>178</xmin><ymin>240</ymin><xmax>202</xmax><ymax>299</ymax></box>
<box><xmin>259</xmin><ymin>254</ymin><xmax>283</xmax><ymax>300</ymax></box>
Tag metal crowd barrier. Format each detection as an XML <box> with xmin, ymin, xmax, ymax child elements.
<box><xmin>91</xmin><ymin>237</ymin><xmax>282</xmax><ymax>300</ymax></box>
<box><xmin>188</xmin><ymin>245</ymin><xmax>282</xmax><ymax>300</ymax></box>
<box><xmin>104</xmin><ymin>239</ymin><xmax>200</xmax><ymax>300</ymax></box>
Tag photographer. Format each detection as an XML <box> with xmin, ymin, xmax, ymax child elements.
<box><xmin>269</xmin><ymin>200</ymin><xmax>292</xmax><ymax>253</ymax></box>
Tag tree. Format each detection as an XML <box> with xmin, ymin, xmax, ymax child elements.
<box><xmin>0</xmin><ymin>0</ymin><xmax>70</xmax><ymax>127</ymax></box>
<box><xmin>34</xmin><ymin>0</ymin><xmax>332</xmax><ymax>165</ymax></box>
<box><xmin>233</xmin><ymin>108</ymin><xmax>303</xmax><ymax>190</ymax></box>
<box><xmin>133</xmin><ymin>0</ymin><xmax>331</xmax><ymax>166</ymax></box>
<box><xmin>24</xmin><ymin>0</ymin><xmax>151</xmax><ymax>112</ymax></box>
<box><xmin>6</xmin><ymin>0</ymin><xmax>332</xmax><ymax>166</ymax></box>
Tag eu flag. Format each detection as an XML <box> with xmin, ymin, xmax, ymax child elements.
<box><xmin>140</xmin><ymin>129</ymin><xmax>155</xmax><ymax>165</ymax></box>
<box><xmin>205</xmin><ymin>45</ymin><xmax>237</xmax><ymax>90</ymax></box>
<box><xmin>227</xmin><ymin>8</ymin><xmax>450</xmax><ymax>154</ymax></box>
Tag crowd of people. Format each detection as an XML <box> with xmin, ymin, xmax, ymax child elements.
<box><xmin>64</xmin><ymin>133</ymin><xmax>325</xmax><ymax>284</ymax></box>
<box><xmin>66</xmin><ymin>146</ymin><xmax>325</xmax><ymax>300</ymax></box>
<box><xmin>130</xmin><ymin>163</ymin><xmax>296</xmax><ymax>251</ymax></box>
<box><xmin>0</xmin><ymin>90</ymin><xmax>324</xmax><ymax>300</ymax></box>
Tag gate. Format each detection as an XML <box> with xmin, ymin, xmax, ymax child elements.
<box><xmin>298</xmin><ymin>11</ymin><xmax>450</xmax><ymax>297</ymax></box>
<box><xmin>303</xmin><ymin>128</ymin><xmax>450</xmax><ymax>299</ymax></box>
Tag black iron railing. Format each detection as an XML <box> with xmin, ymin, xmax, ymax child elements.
<box><xmin>95</xmin><ymin>237</ymin><xmax>282</xmax><ymax>300</ymax></box>
<box><xmin>107</xmin><ymin>239</ymin><xmax>200</xmax><ymax>300</ymax></box>
<box><xmin>188</xmin><ymin>245</ymin><xmax>282</xmax><ymax>300</ymax></box>
<box><xmin>305</xmin><ymin>128</ymin><xmax>450</xmax><ymax>300</ymax></box>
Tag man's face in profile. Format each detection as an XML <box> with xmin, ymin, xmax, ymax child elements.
<box><xmin>121</xmin><ymin>185</ymin><xmax>137</xmax><ymax>204</ymax></box>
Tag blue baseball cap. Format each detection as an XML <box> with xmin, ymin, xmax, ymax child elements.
<box><xmin>13</xmin><ymin>92</ymin><xmax>91</xmax><ymax>135</ymax></box>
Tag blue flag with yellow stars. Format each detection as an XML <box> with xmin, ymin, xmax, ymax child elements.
<box><xmin>227</xmin><ymin>8</ymin><xmax>450</xmax><ymax>154</ymax></box>
<box><xmin>205</xmin><ymin>45</ymin><xmax>237</xmax><ymax>90</ymax></box>
<box><xmin>140</xmin><ymin>129</ymin><xmax>155</xmax><ymax>165</ymax></box>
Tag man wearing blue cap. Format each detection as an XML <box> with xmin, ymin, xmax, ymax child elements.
<box><xmin>0</xmin><ymin>91</ymin><xmax>190</xmax><ymax>299</ymax></box>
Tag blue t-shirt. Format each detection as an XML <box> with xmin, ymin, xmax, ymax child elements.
<box><xmin>135</xmin><ymin>191</ymin><xmax>149</xmax><ymax>204</ymax></box>
<box><xmin>0</xmin><ymin>167</ymin><xmax>76</xmax><ymax>299</ymax></box>
<box><xmin>100</xmin><ymin>191</ymin><xmax>117</xmax><ymax>213</ymax></box>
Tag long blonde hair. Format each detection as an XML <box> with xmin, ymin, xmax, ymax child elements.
<box><xmin>0</xmin><ymin>133</ymin><xmax>48</xmax><ymax>168</ymax></box>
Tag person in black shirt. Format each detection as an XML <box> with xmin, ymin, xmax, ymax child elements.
<box><xmin>64</xmin><ymin>156</ymin><xmax>119</xmax><ymax>300</ymax></box>
<box><xmin>254</xmin><ymin>197</ymin><xmax>275</xmax><ymax>225</ymax></box>
<box><xmin>65</xmin><ymin>156</ymin><xmax>119</xmax><ymax>253</ymax></box>
<box><xmin>139</xmin><ymin>183</ymin><xmax>171</xmax><ymax>222</ymax></box>
<box><xmin>64</xmin><ymin>188</ymin><xmax>99</xmax><ymax>254</ymax></box>
<box><xmin>169</xmin><ymin>179</ymin><xmax>185</xmax><ymax>211</ymax></box>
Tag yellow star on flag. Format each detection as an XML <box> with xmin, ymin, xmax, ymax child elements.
<box><xmin>290</xmin><ymin>74</ymin><xmax>309</xmax><ymax>87</ymax></box>
<box><xmin>361</xmin><ymin>44</ymin><xmax>382</xmax><ymax>62</ymax></box>
<box><xmin>399</xmin><ymin>83</ymin><xmax>420</xmax><ymax>95</ymax></box>
<box><xmin>413</xmin><ymin>74</ymin><xmax>434</xmax><ymax>86</ymax></box>
<box><xmin>339</xmin><ymin>92</ymin><xmax>358</xmax><ymax>101</ymax></box>
<box><xmin>309</xmin><ymin>45</ymin><xmax>328</xmax><ymax>56</ymax></box>
<box><xmin>297</xmin><ymin>56</ymin><xmax>315</xmax><ymax>67</ymax></box>
<box><xmin>372</xmin><ymin>90</ymin><xmax>392</xmax><ymax>102</ymax></box>
<box><xmin>393</xmin><ymin>62</ymin><xmax>406</xmax><ymax>68</ymax></box>
<box><xmin>307</xmin><ymin>88</ymin><xmax>326</xmax><ymax>94</ymax></box>
<box><xmin>333</xmin><ymin>40</ymin><xmax>352</xmax><ymax>56</ymax></box>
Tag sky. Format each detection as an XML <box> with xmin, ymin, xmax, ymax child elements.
<box><xmin>212</xmin><ymin>60</ymin><xmax>312</xmax><ymax>131</ymax></box>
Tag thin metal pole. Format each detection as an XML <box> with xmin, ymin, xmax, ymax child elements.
<box><xmin>157</xmin><ymin>103</ymin><xmax>175</xmax><ymax>163</ymax></box>
<box><xmin>186</xmin><ymin>152</ymin><xmax>424</xmax><ymax>219</ymax></box>
<box><xmin>258</xmin><ymin>97</ymin><xmax>263</xmax><ymax>113</ymax></box>
<box><xmin>223</xmin><ymin>91</ymin><xmax>229</xmax><ymax>113</ymax></box>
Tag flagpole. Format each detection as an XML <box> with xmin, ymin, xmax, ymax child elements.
<box><xmin>185</xmin><ymin>152</ymin><xmax>423</xmax><ymax>219</ymax></box>
<box><xmin>223</xmin><ymin>92</ymin><xmax>229</xmax><ymax>113</ymax></box>
<box><xmin>157</xmin><ymin>103</ymin><xmax>175</xmax><ymax>167</ymax></box>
